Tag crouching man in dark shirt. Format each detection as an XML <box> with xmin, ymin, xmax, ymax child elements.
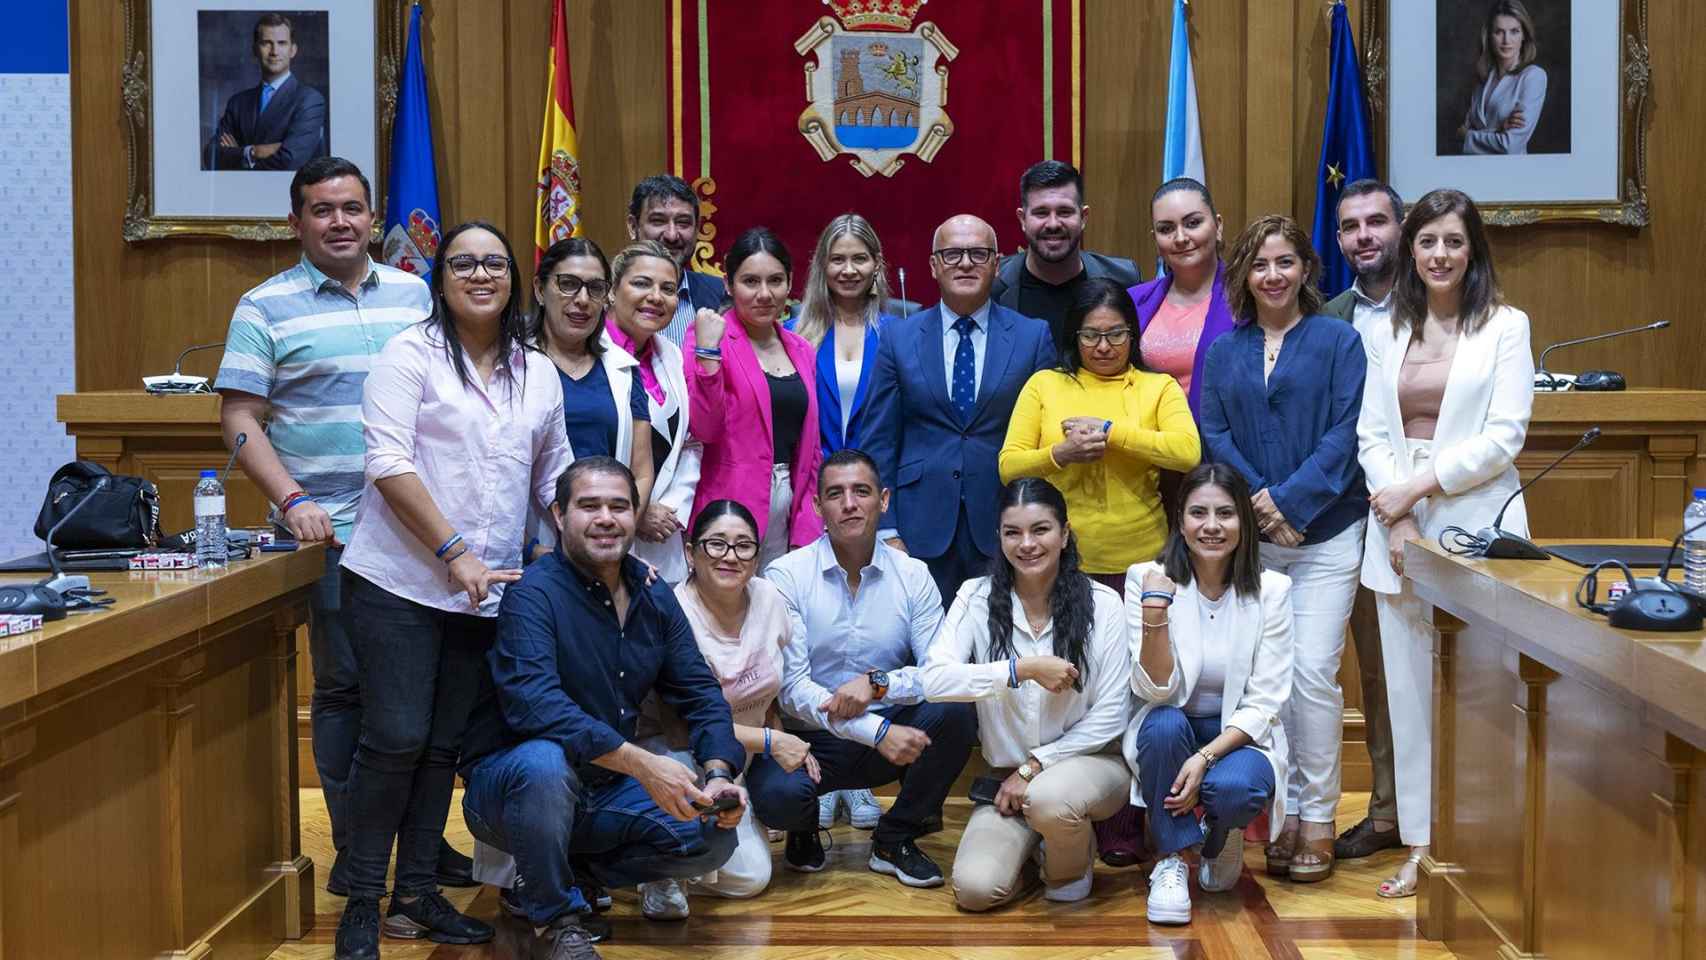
<box><xmin>458</xmin><ymin>457</ymin><xmax>746</xmax><ymax>959</ymax></box>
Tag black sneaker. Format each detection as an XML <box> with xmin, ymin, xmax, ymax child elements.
<box><xmin>381</xmin><ymin>891</ymin><xmax>495</xmax><ymax>944</ymax></box>
<box><xmin>498</xmin><ymin>888</ymin><xmax>610</xmax><ymax>942</ymax></box>
<box><xmin>333</xmin><ymin>896</ymin><xmax>380</xmax><ymax>960</ymax></box>
<box><xmin>543</xmin><ymin>913</ymin><xmax>605</xmax><ymax>960</ymax></box>
<box><xmin>325</xmin><ymin>849</ymin><xmax>350</xmax><ymax>897</ymax></box>
<box><xmin>436</xmin><ymin>840</ymin><xmax>479</xmax><ymax>888</ymax></box>
<box><xmin>869</xmin><ymin>837</ymin><xmax>944</xmax><ymax>888</ymax></box>
<box><xmin>785</xmin><ymin>829</ymin><xmax>829</xmax><ymax>872</ymax></box>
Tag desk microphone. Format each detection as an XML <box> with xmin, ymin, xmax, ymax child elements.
<box><xmin>1474</xmin><ymin>427</ymin><xmax>1600</xmax><ymax>559</ymax></box>
<box><xmin>143</xmin><ymin>340</ymin><xmax>226</xmax><ymax>395</ymax></box>
<box><xmin>1533</xmin><ymin>320</ymin><xmax>1668</xmax><ymax>391</ymax></box>
<box><xmin>0</xmin><ymin>478</ymin><xmax>111</xmax><ymax>620</ymax></box>
<box><xmin>1575</xmin><ymin>516</ymin><xmax>1706</xmax><ymax>632</ymax></box>
<box><xmin>221</xmin><ymin>432</ymin><xmax>247</xmax><ymax>487</ymax></box>
<box><xmin>897</xmin><ymin>267</ymin><xmax>910</xmax><ymax>317</ymax></box>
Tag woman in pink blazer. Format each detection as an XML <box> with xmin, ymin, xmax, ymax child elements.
<box><xmin>685</xmin><ymin>227</ymin><xmax>825</xmax><ymax>566</ymax></box>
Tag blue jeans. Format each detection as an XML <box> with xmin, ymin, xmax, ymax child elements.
<box><xmin>307</xmin><ymin>544</ymin><xmax>359</xmax><ymax>854</ymax></box>
<box><xmin>1135</xmin><ymin>706</ymin><xmax>1275</xmax><ymax>857</ymax></box>
<box><xmin>461</xmin><ymin>739</ymin><xmax>739</xmax><ymax>926</ymax></box>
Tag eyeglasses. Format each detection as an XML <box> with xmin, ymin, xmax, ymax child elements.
<box><xmin>1077</xmin><ymin>327</ymin><xmax>1132</xmax><ymax>347</ymax></box>
<box><xmin>931</xmin><ymin>247</ymin><xmax>997</xmax><ymax>266</ymax></box>
<box><xmin>697</xmin><ymin>538</ymin><xmax>759</xmax><ymax>561</ymax></box>
<box><xmin>549</xmin><ymin>275</ymin><xmax>612</xmax><ymax>300</ymax></box>
<box><xmin>446</xmin><ymin>254</ymin><xmax>512</xmax><ymax>278</ymax></box>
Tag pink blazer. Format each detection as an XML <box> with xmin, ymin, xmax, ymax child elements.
<box><xmin>685</xmin><ymin>310</ymin><xmax>825</xmax><ymax>547</ymax></box>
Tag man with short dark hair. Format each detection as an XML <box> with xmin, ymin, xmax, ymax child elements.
<box><xmin>991</xmin><ymin>160</ymin><xmax>1142</xmax><ymax>338</ymax></box>
<box><xmin>458</xmin><ymin>457</ymin><xmax>747</xmax><ymax>960</ymax></box>
<box><xmin>205</xmin><ymin>12</ymin><xmax>328</xmax><ymax>170</ymax></box>
<box><xmin>748</xmin><ymin>450</ymin><xmax>976</xmax><ymax>889</ymax></box>
<box><xmin>626</xmin><ymin>174</ymin><xmax>728</xmax><ymax>346</ymax></box>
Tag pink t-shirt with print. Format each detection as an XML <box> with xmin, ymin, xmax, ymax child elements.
<box><xmin>1141</xmin><ymin>298</ymin><xmax>1210</xmax><ymax>395</ymax></box>
<box><xmin>674</xmin><ymin>577</ymin><xmax>790</xmax><ymax>730</ymax></box>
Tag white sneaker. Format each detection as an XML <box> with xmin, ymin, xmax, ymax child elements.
<box><xmin>638</xmin><ymin>879</ymin><xmax>689</xmax><ymax>921</ymax></box>
<box><xmin>1146</xmin><ymin>854</ymin><xmax>1192</xmax><ymax>925</ymax></box>
<box><xmin>1198</xmin><ymin>829</ymin><xmax>1244</xmax><ymax>893</ymax></box>
<box><xmin>817</xmin><ymin>791</ymin><xmax>840</xmax><ymax>829</ymax></box>
<box><xmin>1043</xmin><ymin>861</ymin><xmax>1095</xmax><ymax>902</ymax></box>
<box><xmin>844</xmin><ymin>788</ymin><xmax>883</xmax><ymax>829</ymax></box>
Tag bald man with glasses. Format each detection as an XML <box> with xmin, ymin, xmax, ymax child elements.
<box><xmin>861</xmin><ymin>215</ymin><xmax>1056</xmax><ymax>604</ymax></box>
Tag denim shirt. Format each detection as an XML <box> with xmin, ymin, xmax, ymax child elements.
<box><xmin>459</xmin><ymin>549</ymin><xmax>744</xmax><ymax>780</ymax></box>
<box><xmin>1199</xmin><ymin>314</ymin><xmax>1368</xmax><ymax>544</ymax></box>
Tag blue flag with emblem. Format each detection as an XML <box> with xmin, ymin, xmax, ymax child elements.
<box><xmin>1311</xmin><ymin>1</ymin><xmax>1375</xmax><ymax>298</ymax></box>
<box><xmin>381</xmin><ymin>3</ymin><xmax>441</xmax><ymax>279</ymax></box>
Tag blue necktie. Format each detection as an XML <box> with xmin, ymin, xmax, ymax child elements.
<box><xmin>260</xmin><ymin>83</ymin><xmax>275</xmax><ymax>115</ymax></box>
<box><xmin>951</xmin><ymin>315</ymin><xmax>978</xmax><ymax>420</ymax></box>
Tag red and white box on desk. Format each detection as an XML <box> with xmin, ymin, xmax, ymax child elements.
<box><xmin>0</xmin><ymin>614</ymin><xmax>44</xmax><ymax>637</ymax></box>
<box><xmin>131</xmin><ymin>553</ymin><xmax>196</xmax><ymax>571</ymax></box>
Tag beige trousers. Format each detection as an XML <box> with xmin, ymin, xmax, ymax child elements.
<box><xmin>950</xmin><ymin>753</ymin><xmax>1131</xmax><ymax>912</ymax></box>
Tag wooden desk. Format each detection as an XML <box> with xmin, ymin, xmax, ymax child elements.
<box><xmin>1404</xmin><ymin>540</ymin><xmax>1706</xmax><ymax>959</ymax></box>
<box><xmin>0</xmin><ymin>547</ymin><xmax>322</xmax><ymax>959</ymax></box>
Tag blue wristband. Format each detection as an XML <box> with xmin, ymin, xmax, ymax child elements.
<box><xmin>435</xmin><ymin>533</ymin><xmax>464</xmax><ymax>559</ymax></box>
<box><xmin>1140</xmin><ymin>590</ymin><xmax>1175</xmax><ymax>604</ymax></box>
<box><xmin>875</xmin><ymin>719</ymin><xmax>891</xmax><ymax>744</ymax></box>
<box><xmin>1008</xmin><ymin>657</ymin><xmax>1020</xmax><ymax>688</ymax></box>
<box><xmin>763</xmin><ymin>727</ymin><xmax>772</xmax><ymax>758</ymax></box>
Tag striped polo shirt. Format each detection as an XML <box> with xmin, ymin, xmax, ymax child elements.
<box><xmin>214</xmin><ymin>255</ymin><xmax>432</xmax><ymax>541</ymax></box>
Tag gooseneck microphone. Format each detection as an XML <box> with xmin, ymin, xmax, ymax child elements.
<box><xmin>0</xmin><ymin>477</ymin><xmax>112</xmax><ymax>620</ymax></box>
<box><xmin>1474</xmin><ymin>427</ymin><xmax>1600</xmax><ymax>559</ymax></box>
<box><xmin>143</xmin><ymin>340</ymin><xmax>227</xmax><ymax>394</ymax></box>
<box><xmin>1534</xmin><ymin>320</ymin><xmax>1668</xmax><ymax>390</ymax></box>
<box><xmin>220</xmin><ymin>432</ymin><xmax>248</xmax><ymax>488</ymax></box>
<box><xmin>897</xmin><ymin>267</ymin><xmax>910</xmax><ymax>316</ymax></box>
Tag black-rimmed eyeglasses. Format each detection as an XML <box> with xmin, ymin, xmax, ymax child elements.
<box><xmin>696</xmin><ymin>538</ymin><xmax>759</xmax><ymax>561</ymax></box>
<box><xmin>931</xmin><ymin>247</ymin><xmax>997</xmax><ymax>266</ymax></box>
<box><xmin>446</xmin><ymin>254</ymin><xmax>513</xmax><ymax>278</ymax></box>
<box><xmin>1077</xmin><ymin>327</ymin><xmax>1132</xmax><ymax>347</ymax></box>
<box><xmin>548</xmin><ymin>275</ymin><xmax>612</xmax><ymax>300</ymax></box>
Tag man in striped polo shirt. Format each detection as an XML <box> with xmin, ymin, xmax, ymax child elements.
<box><xmin>214</xmin><ymin>156</ymin><xmax>477</xmax><ymax>895</ymax></box>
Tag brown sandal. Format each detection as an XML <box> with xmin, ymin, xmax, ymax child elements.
<box><xmin>1288</xmin><ymin>837</ymin><xmax>1335</xmax><ymax>883</ymax></box>
<box><xmin>1264</xmin><ymin>832</ymin><xmax>1297</xmax><ymax>877</ymax></box>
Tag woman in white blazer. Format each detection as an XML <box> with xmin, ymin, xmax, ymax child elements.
<box><xmin>1357</xmin><ymin>187</ymin><xmax>1533</xmax><ymax>899</ymax></box>
<box><xmin>1123</xmin><ymin>463</ymin><xmax>1295</xmax><ymax>927</ymax></box>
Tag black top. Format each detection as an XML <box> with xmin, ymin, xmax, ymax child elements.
<box><xmin>766</xmin><ymin>371</ymin><xmax>808</xmax><ymax>466</ymax></box>
<box><xmin>1016</xmin><ymin>263</ymin><xmax>1089</xmax><ymax>343</ymax></box>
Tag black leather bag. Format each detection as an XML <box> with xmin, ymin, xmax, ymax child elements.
<box><xmin>34</xmin><ymin>461</ymin><xmax>161</xmax><ymax>549</ymax></box>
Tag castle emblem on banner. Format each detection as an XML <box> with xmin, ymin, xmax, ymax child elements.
<box><xmin>382</xmin><ymin>209</ymin><xmax>442</xmax><ymax>279</ymax></box>
<box><xmin>539</xmin><ymin>149</ymin><xmax>583</xmax><ymax>243</ymax></box>
<box><xmin>796</xmin><ymin>0</ymin><xmax>959</xmax><ymax>178</ymax></box>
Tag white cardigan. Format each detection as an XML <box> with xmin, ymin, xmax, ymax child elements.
<box><xmin>1356</xmin><ymin>304</ymin><xmax>1534</xmax><ymax>593</ymax></box>
<box><xmin>609</xmin><ymin>331</ymin><xmax>702</xmax><ymax>584</ymax></box>
<box><xmin>1120</xmin><ymin>562</ymin><xmax>1294</xmax><ymax>841</ymax></box>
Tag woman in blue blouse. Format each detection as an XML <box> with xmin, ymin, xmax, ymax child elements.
<box><xmin>792</xmin><ymin>213</ymin><xmax>897</xmax><ymax>455</ymax></box>
<box><xmin>1199</xmin><ymin>215</ymin><xmax>1367</xmax><ymax>884</ymax></box>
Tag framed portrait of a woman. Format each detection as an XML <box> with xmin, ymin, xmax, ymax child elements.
<box><xmin>1363</xmin><ymin>0</ymin><xmax>1650</xmax><ymax>225</ymax></box>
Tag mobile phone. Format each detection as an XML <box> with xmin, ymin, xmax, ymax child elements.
<box><xmin>693</xmin><ymin>792</ymin><xmax>741</xmax><ymax>815</ymax></box>
<box><xmin>968</xmin><ymin>775</ymin><xmax>1003</xmax><ymax>805</ymax></box>
<box><xmin>261</xmin><ymin>541</ymin><xmax>299</xmax><ymax>552</ymax></box>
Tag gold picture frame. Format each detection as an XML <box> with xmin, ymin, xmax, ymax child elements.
<box><xmin>120</xmin><ymin>0</ymin><xmax>406</xmax><ymax>242</ymax></box>
<box><xmin>1360</xmin><ymin>0</ymin><xmax>1650</xmax><ymax>227</ymax></box>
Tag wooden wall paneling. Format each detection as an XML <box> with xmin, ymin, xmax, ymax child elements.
<box><xmin>1080</xmin><ymin>0</ymin><xmax>1166</xmax><ymax>263</ymax></box>
<box><xmin>1242</xmin><ymin>2</ymin><xmax>1295</xmax><ymax>223</ymax></box>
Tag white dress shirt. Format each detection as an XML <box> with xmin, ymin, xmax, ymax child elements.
<box><xmin>1348</xmin><ymin>278</ymin><xmax>1394</xmax><ymax>341</ymax></box>
<box><xmin>922</xmin><ymin>577</ymin><xmax>1132</xmax><ymax>769</ymax></box>
<box><xmin>766</xmin><ymin>536</ymin><xmax>945</xmax><ymax>746</ymax></box>
<box><xmin>939</xmin><ymin>299</ymin><xmax>992</xmax><ymax>397</ymax></box>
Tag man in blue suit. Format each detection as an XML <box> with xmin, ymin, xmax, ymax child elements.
<box><xmin>625</xmin><ymin>174</ymin><xmax>729</xmax><ymax>348</ymax></box>
<box><xmin>204</xmin><ymin>13</ymin><xmax>327</xmax><ymax>171</ymax></box>
<box><xmin>863</xmin><ymin>214</ymin><xmax>1056</xmax><ymax>604</ymax></box>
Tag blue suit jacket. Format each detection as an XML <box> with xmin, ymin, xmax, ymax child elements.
<box><xmin>862</xmin><ymin>303</ymin><xmax>1055</xmax><ymax>558</ymax></box>
<box><xmin>685</xmin><ymin>270</ymin><xmax>727</xmax><ymax>311</ymax></box>
<box><xmin>814</xmin><ymin>315</ymin><xmax>895</xmax><ymax>456</ymax></box>
<box><xmin>206</xmin><ymin>74</ymin><xmax>328</xmax><ymax>171</ymax></box>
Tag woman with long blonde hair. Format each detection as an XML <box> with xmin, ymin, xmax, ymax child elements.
<box><xmin>793</xmin><ymin>213</ymin><xmax>897</xmax><ymax>455</ymax></box>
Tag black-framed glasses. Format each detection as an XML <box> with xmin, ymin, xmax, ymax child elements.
<box><xmin>549</xmin><ymin>275</ymin><xmax>612</xmax><ymax>300</ymax></box>
<box><xmin>446</xmin><ymin>254</ymin><xmax>513</xmax><ymax>278</ymax></box>
<box><xmin>931</xmin><ymin>246</ymin><xmax>997</xmax><ymax>266</ymax></box>
<box><xmin>1077</xmin><ymin>327</ymin><xmax>1132</xmax><ymax>347</ymax></box>
<box><xmin>696</xmin><ymin>537</ymin><xmax>759</xmax><ymax>561</ymax></box>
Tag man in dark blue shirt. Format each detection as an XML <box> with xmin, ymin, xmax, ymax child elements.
<box><xmin>459</xmin><ymin>457</ymin><xmax>746</xmax><ymax>958</ymax></box>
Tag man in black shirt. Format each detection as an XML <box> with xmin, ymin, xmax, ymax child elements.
<box><xmin>991</xmin><ymin>160</ymin><xmax>1142</xmax><ymax>341</ymax></box>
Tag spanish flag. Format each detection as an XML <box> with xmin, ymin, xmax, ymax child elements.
<box><xmin>534</xmin><ymin>0</ymin><xmax>581</xmax><ymax>259</ymax></box>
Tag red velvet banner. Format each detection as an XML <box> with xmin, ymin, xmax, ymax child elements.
<box><xmin>665</xmin><ymin>0</ymin><xmax>1083</xmax><ymax>299</ymax></box>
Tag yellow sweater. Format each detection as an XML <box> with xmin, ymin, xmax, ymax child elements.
<box><xmin>999</xmin><ymin>367</ymin><xmax>1201</xmax><ymax>574</ymax></box>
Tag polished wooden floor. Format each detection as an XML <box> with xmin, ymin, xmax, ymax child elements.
<box><xmin>269</xmin><ymin>790</ymin><xmax>1454</xmax><ymax>960</ymax></box>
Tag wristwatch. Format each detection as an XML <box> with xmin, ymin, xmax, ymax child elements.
<box><xmin>866</xmin><ymin>669</ymin><xmax>889</xmax><ymax>701</ymax></box>
<box><xmin>1017</xmin><ymin>757</ymin><xmax>1041</xmax><ymax>782</ymax></box>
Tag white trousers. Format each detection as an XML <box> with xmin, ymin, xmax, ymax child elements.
<box><xmin>1260</xmin><ymin>518</ymin><xmax>1364</xmax><ymax>822</ymax></box>
<box><xmin>758</xmin><ymin>463</ymin><xmax>793</xmax><ymax>570</ymax></box>
<box><xmin>1376</xmin><ymin>584</ymin><xmax>1435</xmax><ymax>847</ymax></box>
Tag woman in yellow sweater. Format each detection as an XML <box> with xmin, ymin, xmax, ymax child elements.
<box><xmin>1000</xmin><ymin>277</ymin><xmax>1202</xmax><ymax>591</ymax></box>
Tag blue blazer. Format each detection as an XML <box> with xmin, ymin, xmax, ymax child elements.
<box><xmin>862</xmin><ymin>303</ymin><xmax>1055</xmax><ymax>558</ymax></box>
<box><xmin>685</xmin><ymin>270</ymin><xmax>727</xmax><ymax>312</ymax></box>
<box><xmin>814</xmin><ymin>316</ymin><xmax>895</xmax><ymax>455</ymax></box>
<box><xmin>206</xmin><ymin>74</ymin><xmax>328</xmax><ymax>171</ymax></box>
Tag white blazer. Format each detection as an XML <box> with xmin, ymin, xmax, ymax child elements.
<box><xmin>1463</xmin><ymin>64</ymin><xmax>1547</xmax><ymax>155</ymax></box>
<box><xmin>1356</xmin><ymin>304</ymin><xmax>1534</xmax><ymax>593</ymax></box>
<box><xmin>1120</xmin><ymin>562</ymin><xmax>1294</xmax><ymax>841</ymax></box>
<box><xmin>608</xmin><ymin>331</ymin><xmax>703</xmax><ymax>583</ymax></box>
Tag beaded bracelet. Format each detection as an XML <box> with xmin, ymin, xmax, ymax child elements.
<box><xmin>279</xmin><ymin>491</ymin><xmax>311</xmax><ymax>514</ymax></box>
<box><xmin>435</xmin><ymin>532</ymin><xmax>464</xmax><ymax>559</ymax></box>
<box><xmin>1141</xmin><ymin>614</ymin><xmax>1170</xmax><ymax>629</ymax></box>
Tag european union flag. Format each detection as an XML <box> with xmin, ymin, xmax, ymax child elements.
<box><xmin>1311</xmin><ymin>1</ymin><xmax>1375</xmax><ymax>299</ymax></box>
<box><xmin>382</xmin><ymin>3</ymin><xmax>441</xmax><ymax>279</ymax></box>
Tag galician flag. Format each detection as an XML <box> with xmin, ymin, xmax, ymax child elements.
<box><xmin>535</xmin><ymin>0</ymin><xmax>582</xmax><ymax>260</ymax></box>
<box><xmin>381</xmin><ymin>2</ymin><xmax>441</xmax><ymax>279</ymax></box>
<box><xmin>1163</xmin><ymin>0</ymin><xmax>1205</xmax><ymax>186</ymax></box>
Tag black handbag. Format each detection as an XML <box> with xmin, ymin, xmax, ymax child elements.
<box><xmin>34</xmin><ymin>461</ymin><xmax>161</xmax><ymax>549</ymax></box>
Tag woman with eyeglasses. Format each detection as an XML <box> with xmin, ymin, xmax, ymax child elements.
<box><xmin>1128</xmin><ymin>177</ymin><xmax>1235</xmax><ymax>423</ymax></box>
<box><xmin>525</xmin><ymin>236</ymin><xmax>655</xmax><ymax>561</ymax></box>
<box><xmin>792</xmin><ymin>213</ymin><xmax>897</xmax><ymax>455</ymax></box>
<box><xmin>686</xmin><ymin>227</ymin><xmax>823</xmax><ymax>567</ymax></box>
<box><xmin>335</xmin><ymin>221</ymin><xmax>570</xmax><ymax>951</ymax></box>
<box><xmin>1199</xmin><ymin>215</ymin><xmax>1367</xmax><ymax>883</ymax></box>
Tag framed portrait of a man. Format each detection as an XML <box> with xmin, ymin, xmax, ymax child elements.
<box><xmin>121</xmin><ymin>0</ymin><xmax>405</xmax><ymax>241</ymax></box>
<box><xmin>1363</xmin><ymin>0</ymin><xmax>1651</xmax><ymax>225</ymax></box>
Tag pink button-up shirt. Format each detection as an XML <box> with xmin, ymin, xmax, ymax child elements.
<box><xmin>341</xmin><ymin>322</ymin><xmax>571</xmax><ymax>616</ymax></box>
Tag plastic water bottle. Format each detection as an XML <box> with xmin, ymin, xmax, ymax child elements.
<box><xmin>1684</xmin><ymin>487</ymin><xmax>1706</xmax><ymax>593</ymax></box>
<box><xmin>194</xmin><ymin>469</ymin><xmax>228</xmax><ymax>569</ymax></box>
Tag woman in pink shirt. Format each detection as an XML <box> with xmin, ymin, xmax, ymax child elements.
<box><xmin>1127</xmin><ymin>178</ymin><xmax>1236</xmax><ymax>423</ymax></box>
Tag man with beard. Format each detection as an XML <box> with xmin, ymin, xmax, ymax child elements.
<box><xmin>625</xmin><ymin>174</ymin><xmax>728</xmax><ymax>347</ymax></box>
<box><xmin>1322</xmin><ymin>178</ymin><xmax>1406</xmax><ymax>863</ymax></box>
<box><xmin>991</xmin><ymin>160</ymin><xmax>1142</xmax><ymax>339</ymax></box>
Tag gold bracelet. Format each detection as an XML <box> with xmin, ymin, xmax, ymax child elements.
<box><xmin>1141</xmin><ymin>615</ymin><xmax>1169</xmax><ymax>629</ymax></box>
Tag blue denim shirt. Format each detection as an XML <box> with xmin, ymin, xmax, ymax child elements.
<box><xmin>1199</xmin><ymin>314</ymin><xmax>1368</xmax><ymax>544</ymax></box>
<box><xmin>459</xmin><ymin>549</ymin><xmax>744</xmax><ymax>779</ymax></box>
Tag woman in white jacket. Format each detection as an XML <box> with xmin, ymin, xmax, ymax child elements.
<box><xmin>1124</xmin><ymin>463</ymin><xmax>1295</xmax><ymax>927</ymax></box>
<box><xmin>1357</xmin><ymin>187</ymin><xmax>1533</xmax><ymax>898</ymax></box>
